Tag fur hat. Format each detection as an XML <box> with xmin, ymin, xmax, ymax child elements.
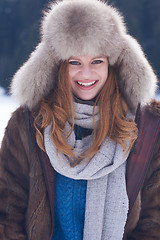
<box><xmin>11</xmin><ymin>0</ymin><xmax>157</xmax><ymax>112</ymax></box>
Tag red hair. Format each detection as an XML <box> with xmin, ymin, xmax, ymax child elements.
<box><xmin>34</xmin><ymin>61</ymin><xmax>138</xmax><ymax>166</ymax></box>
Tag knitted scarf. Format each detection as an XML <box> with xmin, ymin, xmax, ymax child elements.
<box><xmin>44</xmin><ymin>102</ymin><xmax>131</xmax><ymax>240</ymax></box>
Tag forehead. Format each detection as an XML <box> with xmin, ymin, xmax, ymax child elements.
<box><xmin>69</xmin><ymin>55</ymin><xmax>107</xmax><ymax>61</ymax></box>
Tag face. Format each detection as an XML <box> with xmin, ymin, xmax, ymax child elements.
<box><xmin>68</xmin><ymin>55</ymin><xmax>109</xmax><ymax>100</ymax></box>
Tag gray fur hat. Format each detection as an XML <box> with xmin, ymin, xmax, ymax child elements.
<box><xmin>11</xmin><ymin>0</ymin><xmax>157</xmax><ymax>112</ymax></box>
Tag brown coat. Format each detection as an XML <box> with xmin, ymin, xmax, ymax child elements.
<box><xmin>0</xmin><ymin>105</ymin><xmax>160</xmax><ymax>240</ymax></box>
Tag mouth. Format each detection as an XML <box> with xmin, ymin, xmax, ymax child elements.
<box><xmin>76</xmin><ymin>80</ymin><xmax>98</xmax><ymax>87</ymax></box>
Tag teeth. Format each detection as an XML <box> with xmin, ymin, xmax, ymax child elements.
<box><xmin>77</xmin><ymin>81</ymin><xmax>96</xmax><ymax>86</ymax></box>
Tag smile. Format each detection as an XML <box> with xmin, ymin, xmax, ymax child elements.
<box><xmin>77</xmin><ymin>81</ymin><xmax>97</xmax><ymax>87</ymax></box>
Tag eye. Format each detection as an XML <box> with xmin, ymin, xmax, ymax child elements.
<box><xmin>92</xmin><ymin>60</ymin><xmax>103</xmax><ymax>64</ymax></box>
<box><xmin>69</xmin><ymin>60</ymin><xmax>81</xmax><ymax>65</ymax></box>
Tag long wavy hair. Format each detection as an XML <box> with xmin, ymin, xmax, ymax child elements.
<box><xmin>34</xmin><ymin>61</ymin><xmax>138</xmax><ymax>166</ymax></box>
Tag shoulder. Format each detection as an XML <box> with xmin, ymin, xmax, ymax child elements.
<box><xmin>137</xmin><ymin>100</ymin><xmax>160</xmax><ymax>134</ymax></box>
<box><xmin>1</xmin><ymin>106</ymin><xmax>33</xmax><ymax>153</ymax></box>
<box><xmin>144</xmin><ymin>99</ymin><xmax>160</xmax><ymax>161</ymax></box>
<box><xmin>4</xmin><ymin>106</ymin><xmax>28</xmax><ymax>139</ymax></box>
<box><xmin>7</xmin><ymin>106</ymin><xmax>26</xmax><ymax>127</ymax></box>
<box><xmin>5</xmin><ymin>105</ymin><xmax>37</xmax><ymax>133</ymax></box>
<box><xmin>147</xmin><ymin>99</ymin><xmax>160</xmax><ymax>116</ymax></box>
<box><xmin>142</xmin><ymin>100</ymin><xmax>160</xmax><ymax>183</ymax></box>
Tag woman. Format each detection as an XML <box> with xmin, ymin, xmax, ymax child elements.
<box><xmin>0</xmin><ymin>0</ymin><xmax>160</xmax><ymax>239</ymax></box>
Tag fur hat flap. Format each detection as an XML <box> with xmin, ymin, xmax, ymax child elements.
<box><xmin>117</xmin><ymin>35</ymin><xmax>157</xmax><ymax>111</ymax></box>
<box><xmin>11</xmin><ymin>42</ymin><xmax>59</xmax><ymax>109</ymax></box>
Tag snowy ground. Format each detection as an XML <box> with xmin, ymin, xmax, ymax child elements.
<box><xmin>0</xmin><ymin>87</ymin><xmax>19</xmax><ymax>146</ymax></box>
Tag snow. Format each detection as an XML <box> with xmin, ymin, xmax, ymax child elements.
<box><xmin>0</xmin><ymin>87</ymin><xmax>19</xmax><ymax>146</ymax></box>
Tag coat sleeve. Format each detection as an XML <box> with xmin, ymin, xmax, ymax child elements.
<box><xmin>0</xmin><ymin>108</ymin><xmax>30</xmax><ymax>240</ymax></box>
<box><xmin>127</xmin><ymin>133</ymin><xmax>160</xmax><ymax>240</ymax></box>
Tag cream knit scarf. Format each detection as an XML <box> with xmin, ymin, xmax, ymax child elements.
<box><xmin>44</xmin><ymin>102</ymin><xmax>130</xmax><ymax>240</ymax></box>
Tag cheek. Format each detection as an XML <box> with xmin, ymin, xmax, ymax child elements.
<box><xmin>68</xmin><ymin>68</ymin><xmax>73</xmax><ymax>81</ymax></box>
<box><xmin>101</xmin><ymin>67</ymin><xmax>109</xmax><ymax>84</ymax></box>
<box><xmin>68</xmin><ymin>68</ymin><xmax>77</xmax><ymax>82</ymax></box>
<box><xmin>68</xmin><ymin>71</ymin><xmax>77</xmax><ymax>90</ymax></box>
<box><xmin>68</xmin><ymin>72</ymin><xmax>74</xmax><ymax>88</ymax></box>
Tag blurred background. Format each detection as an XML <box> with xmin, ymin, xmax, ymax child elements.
<box><xmin>0</xmin><ymin>0</ymin><xmax>160</xmax><ymax>143</ymax></box>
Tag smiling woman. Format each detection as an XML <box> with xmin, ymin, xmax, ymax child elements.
<box><xmin>68</xmin><ymin>55</ymin><xmax>109</xmax><ymax>100</ymax></box>
<box><xmin>0</xmin><ymin>1</ymin><xmax>160</xmax><ymax>240</ymax></box>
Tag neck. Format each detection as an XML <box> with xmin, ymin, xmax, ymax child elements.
<box><xmin>73</xmin><ymin>94</ymin><xmax>98</xmax><ymax>106</ymax></box>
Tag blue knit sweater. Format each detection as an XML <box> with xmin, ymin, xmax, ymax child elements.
<box><xmin>52</xmin><ymin>125</ymin><xmax>92</xmax><ymax>240</ymax></box>
<box><xmin>52</xmin><ymin>172</ymin><xmax>87</xmax><ymax>240</ymax></box>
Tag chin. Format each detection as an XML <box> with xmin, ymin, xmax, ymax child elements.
<box><xmin>78</xmin><ymin>93</ymin><xmax>97</xmax><ymax>100</ymax></box>
<box><xmin>79</xmin><ymin>96</ymin><xmax>95</xmax><ymax>101</ymax></box>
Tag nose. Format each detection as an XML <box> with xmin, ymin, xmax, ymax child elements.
<box><xmin>80</xmin><ymin>65</ymin><xmax>92</xmax><ymax>79</ymax></box>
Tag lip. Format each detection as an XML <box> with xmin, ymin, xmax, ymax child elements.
<box><xmin>75</xmin><ymin>80</ymin><xmax>98</xmax><ymax>90</ymax></box>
